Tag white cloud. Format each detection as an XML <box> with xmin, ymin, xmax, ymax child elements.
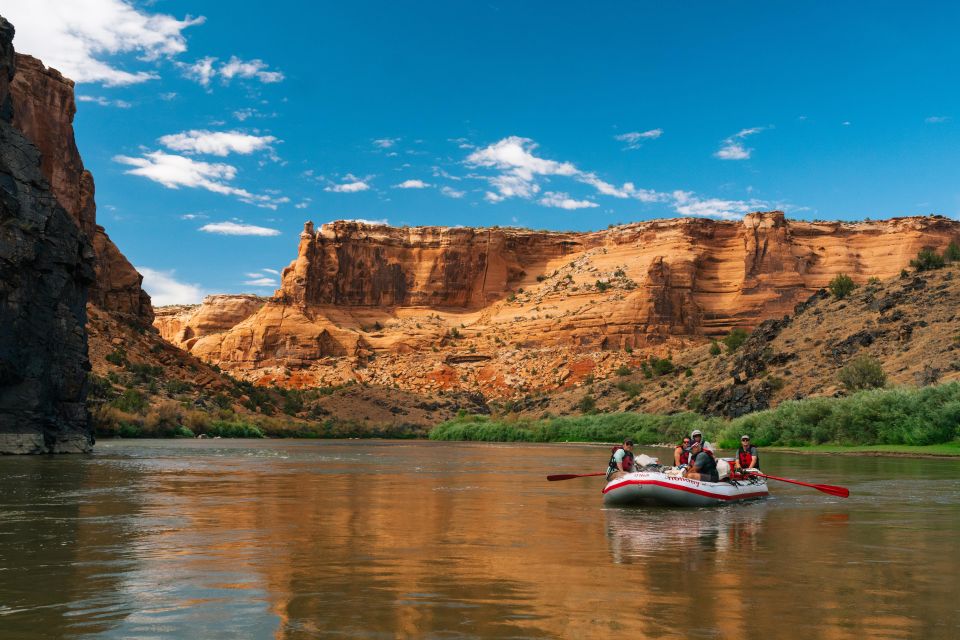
<box><xmin>77</xmin><ymin>95</ymin><xmax>132</xmax><ymax>108</ymax></box>
<box><xmin>262</xmin><ymin>268</ymin><xmax>281</xmax><ymax>275</ymax></box>
<box><xmin>325</xmin><ymin>175</ymin><xmax>371</xmax><ymax>193</ymax></box>
<box><xmin>138</xmin><ymin>267</ymin><xmax>204</xmax><ymax>306</ymax></box>
<box><xmin>615</xmin><ymin>128</ymin><xmax>663</xmax><ymax>149</ymax></box>
<box><xmin>294</xmin><ymin>198</ymin><xmax>312</xmax><ymax>209</ymax></box>
<box><xmin>199</xmin><ymin>221</ymin><xmax>281</xmax><ymax>236</ymax></box>
<box><xmin>715</xmin><ymin>127</ymin><xmax>767</xmax><ymax>160</ymax></box>
<box><xmin>440</xmin><ymin>186</ymin><xmax>466</xmax><ymax>198</ymax></box>
<box><xmin>467</xmin><ymin>136</ymin><xmax>662</xmax><ymax>203</ymax></box>
<box><xmin>671</xmin><ymin>190</ymin><xmax>766</xmax><ymax>220</ymax></box>
<box><xmin>114</xmin><ymin>151</ymin><xmax>286</xmax><ymax>208</ymax></box>
<box><xmin>394</xmin><ymin>179</ymin><xmax>430</xmax><ymax>189</ymax></box>
<box><xmin>179</xmin><ymin>213</ymin><xmax>207</xmax><ymax>220</ymax></box>
<box><xmin>3</xmin><ymin>0</ymin><xmax>203</xmax><ymax>86</ymax></box>
<box><xmin>243</xmin><ymin>277</ymin><xmax>278</xmax><ymax>287</ymax></box>
<box><xmin>336</xmin><ymin>218</ymin><xmax>389</xmax><ymax>226</ymax></box>
<box><xmin>180</xmin><ymin>55</ymin><xmax>283</xmax><ymax>87</ymax></box>
<box><xmin>220</xmin><ymin>56</ymin><xmax>284</xmax><ymax>83</ymax></box>
<box><xmin>373</xmin><ymin>138</ymin><xmax>400</xmax><ymax>149</ymax></box>
<box><xmin>925</xmin><ymin>116</ymin><xmax>950</xmax><ymax>124</ymax></box>
<box><xmin>539</xmin><ymin>192</ymin><xmax>598</xmax><ymax>210</ymax></box>
<box><xmin>159</xmin><ymin>130</ymin><xmax>277</xmax><ymax>156</ymax></box>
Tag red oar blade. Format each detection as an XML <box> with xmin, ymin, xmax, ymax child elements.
<box><xmin>547</xmin><ymin>472</ymin><xmax>607</xmax><ymax>482</ymax></box>
<box><xmin>813</xmin><ymin>484</ymin><xmax>850</xmax><ymax>498</ymax></box>
<box><xmin>752</xmin><ymin>472</ymin><xmax>850</xmax><ymax>498</ymax></box>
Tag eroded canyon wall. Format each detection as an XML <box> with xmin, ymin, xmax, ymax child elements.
<box><xmin>155</xmin><ymin>213</ymin><xmax>960</xmax><ymax>397</ymax></box>
<box><xmin>0</xmin><ymin>17</ymin><xmax>94</xmax><ymax>453</ymax></box>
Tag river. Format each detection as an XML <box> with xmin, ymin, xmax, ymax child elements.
<box><xmin>1</xmin><ymin>440</ymin><xmax>957</xmax><ymax>639</ymax></box>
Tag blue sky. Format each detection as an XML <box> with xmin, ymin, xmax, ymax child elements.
<box><xmin>6</xmin><ymin>1</ymin><xmax>960</xmax><ymax>303</ymax></box>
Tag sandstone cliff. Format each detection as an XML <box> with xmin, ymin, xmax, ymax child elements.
<box><xmin>156</xmin><ymin>213</ymin><xmax>960</xmax><ymax>399</ymax></box>
<box><xmin>0</xmin><ymin>17</ymin><xmax>94</xmax><ymax>453</ymax></box>
<box><xmin>10</xmin><ymin>53</ymin><xmax>151</xmax><ymax>322</ymax></box>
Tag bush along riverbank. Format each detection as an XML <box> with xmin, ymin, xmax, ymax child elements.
<box><xmin>429</xmin><ymin>382</ymin><xmax>960</xmax><ymax>450</ymax></box>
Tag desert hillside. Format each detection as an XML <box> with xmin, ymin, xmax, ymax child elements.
<box><xmin>156</xmin><ymin>214</ymin><xmax>960</xmax><ymax>402</ymax></box>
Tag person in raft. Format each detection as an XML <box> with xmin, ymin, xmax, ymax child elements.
<box><xmin>734</xmin><ymin>434</ymin><xmax>759</xmax><ymax>471</ymax></box>
<box><xmin>683</xmin><ymin>439</ymin><xmax>719</xmax><ymax>482</ymax></box>
<box><xmin>673</xmin><ymin>437</ymin><xmax>692</xmax><ymax>466</ymax></box>
<box><xmin>607</xmin><ymin>438</ymin><xmax>637</xmax><ymax>478</ymax></box>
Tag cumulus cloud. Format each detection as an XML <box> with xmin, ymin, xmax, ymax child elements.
<box><xmin>77</xmin><ymin>95</ymin><xmax>132</xmax><ymax>108</ymax></box>
<box><xmin>614</xmin><ymin>128</ymin><xmax>663</xmax><ymax>149</ymax></box>
<box><xmin>3</xmin><ymin>0</ymin><xmax>203</xmax><ymax>86</ymax></box>
<box><xmin>670</xmin><ymin>191</ymin><xmax>766</xmax><ymax>220</ymax></box>
<box><xmin>715</xmin><ymin>127</ymin><xmax>767</xmax><ymax>160</ymax></box>
<box><xmin>467</xmin><ymin>136</ymin><xmax>665</xmax><ymax>204</ymax></box>
<box><xmin>394</xmin><ymin>179</ymin><xmax>430</xmax><ymax>189</ymax></box>
<box><xmin>180</xmin><ymin>55</ymin><xmax>283</xmax><ymax>86</ymax></box>
<box><xmin>159</xmin><ymin>130</ymin><xmax>277</xmax><ymax>156</ymax></box>
<box><xmin>199</xmin><ymin>221</ymin><xmax>281</xmax><ymax>236</ymax></box>
<box><xmin>114</xmin><ymin>151</ymin><xmax>286</xmax><ymax>208</ymax></box>
<box><xmin>373</xmin><ymin>138</ymin><xmax>400</xmax><ymax>149</ymax></box>
<box><xmin>539</xmin><ymin>192</ymin><xmax>598</xmax><ymax>210</ymax></box>
<box><xmin>440</xmin><ymin>186</ymin><xmax>466</xmax><ymax>198</ymax></box>
<box><xmin>138</xmin><ymin>267</ymin><xmax>204</xmax><ymax>306</ymax></box>
<box><xmin>325</xmin><ymin>175</ymin><xmax>371</xmax><ymax>193</ymax></box>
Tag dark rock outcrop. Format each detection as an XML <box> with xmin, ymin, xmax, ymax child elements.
<box><xmin>10</xmin><ymin>53</ymin><xmax>152</xmax><ymax>323</ymax></box>
<box><xmin>0</xmin><ymin>16</ymin><xmax>94</xmax><ymax>453</ymax></box>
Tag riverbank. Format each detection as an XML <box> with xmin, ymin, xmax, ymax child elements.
<box><xmin>429</xmin><ymin>382</ymin><xmax>960</xmax><ymax>453</ymax></box>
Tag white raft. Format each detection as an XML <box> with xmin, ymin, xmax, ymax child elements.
<box><xmin>602</xmin><ymin>469</ymin><xmax>769</xmax><ymax>507</ymax></box>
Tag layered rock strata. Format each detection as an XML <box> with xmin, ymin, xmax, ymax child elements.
<box><xmin>156</xmin><ymin>213</ymin><xmax>960</xmax><ymax>398</ymax></box>
<box><xmin>0</xmin><ymin>17</ymin><xmax>94</xmax><ymax>453</ymax></box>
<box><xmin>10</xmin><ymin>53</ymin><xmax>151</xmax><ymax>322</ymax></box>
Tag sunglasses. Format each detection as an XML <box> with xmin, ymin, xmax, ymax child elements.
<box><xmin>741</xmin><ymin>438</ymin><xmax>750</xmax><ymax>442</ymax></box>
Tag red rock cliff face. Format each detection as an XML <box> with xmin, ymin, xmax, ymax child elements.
<box><xmin>10</xmin><ymin>54</ymin><xmax>152</xmax><ymax>323</ymax></box>
<box><xmin>156</xmin><ymin>213</ymin><xmax>960</xmax><ymax>398</ymax></box>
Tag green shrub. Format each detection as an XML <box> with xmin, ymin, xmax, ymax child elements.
<box><xmin>87</xmin><ymin>374</ymin><xmax>115</xmax><ymax>401</ymax></box>
<box><xmin>684</xmin><ymin>368</ymin><xmax>694</xmax><ymax>378</ymax></box>
<box><xmin>577</xmin><ymin>394</ymin><xmax>597</xmax><ymax>414</ymax></box>
<box><xmin>723</xmin><ymin>328</ymin><xmax>749</xmax><ymax>353</ymax></box>
<box><xmin>911</xmin><ymin>248</ymin><xmax>945</xmax><ymax>271</ymax></box>
<box><xmin>112</xmin><ymin>389</ymin><xmax>147</xmax><ymax>413</ymax></box>
<box><xmin>650</xmin><ymin>357</ymin><xmax>674</xmax><ymax>376</ymax></box>
<box><xmin>164</xmin><ymin>379</ymin><xmax>193</xmax><ymax>395</ymax></box>
<box><xmin>945</xmin><ymin>241</ymin><xmax>960</xmax><ymax>262</ymax></box>
<box><xmin>105</xmin><ymin>348</ymin><xmax>126</xmax><ymax>367</ymax></box>
<box><xmin>118</xmin><ymin>423</ymin><xmax>142</xmax><ymax>438</ymax></box>
<box><xmin>709</xmin><ymin>341</ymin><xmax>721</xmax><ymax>357</ymax></box>
<box><xmin>615</xmin><ymin>380</ymin><xmax>643</xmax><ymax>398</ymax></box>
<box><xmin>828</xmin><ymin>273</ymin><xmax>857</xmax><ymax>299</ymax></box>
<box><xmin>595</xmin><ymin>280</ymin><xmax>611</xmax><ymax>292</ymax></box>
<box><xmin>203</xmin><ymin>420</ymin><xmax>266</xmax><ymax>438</ymax></box>
<box><xmin>616</xmin><ymin>364</ymin><xmax>632</xmax><ymax>376</ymax></box>
<box><xmin>838</xmin><ymin>355</ymin><xmax>886</xmax><ymax>391</ymax></box>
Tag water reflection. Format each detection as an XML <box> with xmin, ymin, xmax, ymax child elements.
<box><xmin>605</xmin><ymin>502</ymin><xmax>769</xmax><ymax>563</ymax></box>
<box><xmin>0</xmin><ymin>441</ymin><xmax>958</xmax><ymax>639</ymax></box>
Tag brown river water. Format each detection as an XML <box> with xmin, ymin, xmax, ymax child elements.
<box><xmin>1</xmin><ymin>440</ymin><xmax>958</xmax><ymax>639</ymax></box>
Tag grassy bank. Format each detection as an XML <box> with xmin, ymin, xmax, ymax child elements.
<box><xmin>429</xmin><ymin>382</ymin><xmax>960</xmax><ymax>450</ymax></box>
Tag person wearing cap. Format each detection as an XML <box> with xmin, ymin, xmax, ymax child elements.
<box><xmin>683</xmin><ymin>439</ymin><xmax>719</xmax><ymax>482</ymax></box>
<box><xmin>607</xmin><ymin>438</ymin><xmax>637</xmax><ymax>478</ymax></box>
<box><xmin>689</xmin><ymin>428</ymin><xmax>715</xmax><ymax>454</ymax></box>
<box><xmin>734</xmin><ymin>435</ymin><xmax>760</xmax><ymax>471</ymax></box>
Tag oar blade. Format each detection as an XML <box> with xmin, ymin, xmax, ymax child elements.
<box><xmin>547</xmin><ymin>474</ymin><xmax>580</xmax><ymax>481</ymax></box>
<box><xmin>816</xmin><ymin>484</ymin><xmax>850</xmax><ymax>498</ymax></box>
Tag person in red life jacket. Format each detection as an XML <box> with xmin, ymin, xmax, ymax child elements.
<box><xmin>734</xmin><ymin>434</ymin><xmax>759</xmax><ymax>472</ymax></box>
<box><xmin>607</xmin><ymin>438</ymin><xmax>637</xmax><ymax>479</ymax></box>
<box><xmin>682</xmin><ymin>440</ymin><xmax>719</xmax><ymax>482</ymax></box>
<box><xmin>673</xmin><ymin>437</ymin><xmax>692</xmax><ymax>466</ymax></box>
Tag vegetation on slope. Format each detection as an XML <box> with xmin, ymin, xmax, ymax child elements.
<box><xmin>429</xmin><ymin>382</ymin><xmax>960</xmax><ymax>448</ymax></box>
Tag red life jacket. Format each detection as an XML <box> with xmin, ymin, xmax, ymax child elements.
<box><xmin>738</xmin><ymin>446</ymin><xmax>757</xmax><ymax>469</ymax></box>
<box><xmin>608</xmin><ymin>446</ymin><xmax>636</xmax><ymax>471</ymax></box>
<box><xmin>678</xmin><ymin>444</ymin><xmax>690</xmax><ymax>465</ymax></box>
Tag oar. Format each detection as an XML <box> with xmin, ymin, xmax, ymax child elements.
<box><xmin>747</xmin><ymin>472</ymin><xmax>849</xmax><ymax>498</ymax></box>
<box><xmin>547</xmin><ymin>472</ymin><xmax>608</xmax><ymax>482</ymax></box>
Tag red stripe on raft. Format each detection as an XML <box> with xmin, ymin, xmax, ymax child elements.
<box><xmin>602</xmin><ymin>479</ymin><xmax>768</xmax><ymax>501</ymax></box>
